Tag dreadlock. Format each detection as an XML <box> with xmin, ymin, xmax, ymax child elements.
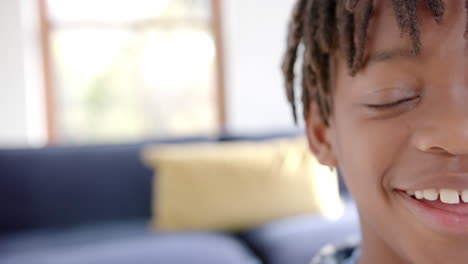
<box><xmin>465</xmin><ymin>0</ymin><xmax>468</xmax><ymax>38</ymax></box>
<box><xmin>282</xmin><ymin>0</ymin><xmax>468</xmax><ymax>125</ymax></box>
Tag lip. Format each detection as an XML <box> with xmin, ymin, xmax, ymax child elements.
<box><xmin>402</xmin><ymin>175</ymin><xmax>468</xmax><ymax>191</ymax></box>
<box><xmin>397</xmin><ymin>190</ymin><xmax>468</xmax><ymax>236</ymax></box>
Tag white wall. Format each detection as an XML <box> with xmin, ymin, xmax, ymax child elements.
<box><xmin>0</xmin><ymin>0</ymin><xmax>28</xmax><ymax>145</ymax></box>
<box><xmin>0</xmin><ymin>0</ymin><xmax>46</xmax><ymax>147</ymax></box>
<box><xmin>222</xmin><ymin>0</ymin><xmax>302</xmax><ymax>135</ymax></box>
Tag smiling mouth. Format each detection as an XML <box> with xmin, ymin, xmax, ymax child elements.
<box><xmin>405</xmin><ymin>189</ymin><xmax>468</xmax><ymax>205</ymax></box>
<box><xmin>398</xmin><ymin>189</ymin><xmax>468</xmax><ymax>236</ymax></box>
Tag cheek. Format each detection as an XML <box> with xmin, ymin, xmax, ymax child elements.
<box><xmin>331</xmin><ymin>110</ymin><xmax>411</xmax><ymax>200</ymax></box>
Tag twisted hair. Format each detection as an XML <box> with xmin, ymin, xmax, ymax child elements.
<box><xmin>283</xmin><ymin>0</ymin><xmax>468</xmax><ymax>125</ymax></box>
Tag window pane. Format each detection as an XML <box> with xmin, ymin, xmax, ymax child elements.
<box><xmin>48</xmin><ymin>0</ymin><xmax>217</xmax><ymax>143</ymax></box>
<box><xmin>47</xmin><ymin>0</ymin><xmax>211</xmax><ymax>23</ymax></box>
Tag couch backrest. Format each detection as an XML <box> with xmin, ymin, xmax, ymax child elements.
<box><xmin>0</xmin><ymin>137</ymin><xmax>210</xmax><ymax>235</ymax></box>
<box><xmin>0</xmin><ymin>132</ymin><xmax>351</xmax><ymax>235</ymax></box>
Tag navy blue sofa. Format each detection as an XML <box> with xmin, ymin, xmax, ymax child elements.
<box><xmin>0</xmin><ymin>134</ymin><xmax>359</xmax><ymax>264</ymax></box>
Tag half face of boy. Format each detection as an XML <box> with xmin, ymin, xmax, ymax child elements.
<box><xmin>307</xmin><ymin>1</ymin><xmax>468</xmax><ymax>263</ymax></box>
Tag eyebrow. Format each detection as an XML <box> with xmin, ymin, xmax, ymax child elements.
<box><xmin>367</xmin><ymin>48</ymin><xmax>419</xmax><ymax>65</ymax></box>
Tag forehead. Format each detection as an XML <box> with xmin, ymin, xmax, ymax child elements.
<box><xmin>365</xmin><ymin>0</ymin><xmax>466</xmax><ymax>61</ymax></box>
<box><xmin>330</xmin><ymin>0</ymin><xmax>467</xmax><ymax>105</ymax></box>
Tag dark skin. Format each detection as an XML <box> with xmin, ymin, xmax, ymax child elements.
<box><xmin>306</xmin><ymin>1</ymin><xmax>468</xmax><ymax>263</ymax></box>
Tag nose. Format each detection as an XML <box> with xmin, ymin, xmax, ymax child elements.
<box><xmin>412</xmin><ymin>110</ymin><xmax>468</xmax><ymax>156</ymax></box>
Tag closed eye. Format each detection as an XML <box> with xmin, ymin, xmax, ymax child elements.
<box><xmin>366</xmin><ymin>96</ymin><xmax>420</xmax><ymax>110</ymax></box>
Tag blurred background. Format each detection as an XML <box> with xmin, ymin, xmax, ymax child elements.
<box><xmin>0</xmin><ymin>0</ymin><xmax>300</xmax><ymax>147</ymax></box>
<box><xmin>0</xmin><ymin>1</ymin><xmax>359</xmax><ymax>264</ymax></box>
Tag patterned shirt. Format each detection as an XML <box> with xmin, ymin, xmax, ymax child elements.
<box><xmin>310</xmin><ymin>241</ymin><xmax>360</xmax><ymax>264</ymax></box>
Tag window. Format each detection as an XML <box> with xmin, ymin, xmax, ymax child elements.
<box><xmin>42</xmin><ymin>0</ymin><xmax>222</xmax><ymax>143</ymax></box>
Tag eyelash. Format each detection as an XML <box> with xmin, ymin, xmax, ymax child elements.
<box><xmin>366</xmin><ymin>96</ymin><xmax>420</xmax><ymax>110</ymax></box>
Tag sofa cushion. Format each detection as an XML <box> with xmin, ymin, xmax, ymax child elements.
<box><xmin>0</xmin><ymin>137</ymin><xmax>210</xmax><ymax>234</ymax></box>
<box><xmin>241</xmin><ymin>200</ymin><xmax>360</xmax><ymax>264</ymax></box>
<box><xmin>143</xmin><ymin>136</ymin><xmax>343</xmax><ymax>232</ymax></box>
<box><xmin>0</xmin><ymin>144</ymin><xmax>153</xmax><ymax>234</ymax></box>
<box><xmin>0</xmin><ymin>220</ymin><xmax>260</xmax><ymax>264</ymax></box>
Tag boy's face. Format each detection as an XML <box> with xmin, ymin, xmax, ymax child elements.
<box><xmin>310</xmin><ymin>0</ymin><xmax>468</xmax><ymax>263</ymax></box>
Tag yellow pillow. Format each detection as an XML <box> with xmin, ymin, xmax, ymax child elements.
<box><xmin>142</xmin><ymin>137</ymin><xmax>343</xmax><ymax>232</ymax></box>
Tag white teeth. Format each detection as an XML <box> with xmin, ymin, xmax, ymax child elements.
<box><xmin>423</xmin><ymin>189</ymin><xmax>438</xmax><ymax>201</ymax></box>
<box><xmin>415</xmin><ymin>190</ymin><xmax>424</xmax><ymax>200</ymax></box>
<box><xmin>440</xmin><ymin>189</ymin><xmax>460</xmax><ymax>204</ymax></box>
<box><xmin>407</xmin><ymin>189</ymin><xmax>468</xmax><ymax>204</ymax></box>
<box><xmin>462</xmin><ymin>190</ymin><xmax>468</xmax><ymax>203</ymax></box>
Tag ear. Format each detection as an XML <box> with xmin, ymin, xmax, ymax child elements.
<box><xmin>305</xmin><ymin>101</ymin><xmax>338</xmax><ymax>167</ymax></box>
